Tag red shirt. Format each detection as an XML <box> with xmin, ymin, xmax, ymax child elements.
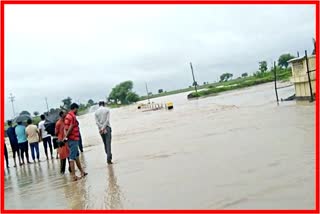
<box><xmin>64</xmin><ymin>111</ymin><xmax>80</xmax><ymax>141</ymax></box>
<box><xmin>55</xmin><ymin>119</ymin><xmax>65</xmax><ymax>141</ymax></box>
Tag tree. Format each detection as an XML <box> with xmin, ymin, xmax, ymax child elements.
<box><xmin>158</xmin><ymin>89</ymin><xmax>164</xmax><ymax>94</ymax></box>
<box><xmin>126</xmin><ymin>92</ymin><xmax>140</xmax><ymax>103</ymax></box>
<box><xmin>259</xmin><ymin>61</ymin><xmax>268</xmax><ymax>73</ymax></box>
<box><xmin>62</xmin><ymin>97</ymin><xmax>72</xmax><ymax>110</ymax></box>
<box><xmin>278</xmin><ymin>54</ymin><xmax>295</xmax><ymax>68</ymax></box>
<box><xmin>33</xmin><ymin>111</ymin><xmax>39</xmax><ymax>117</ymax></box>
<box><xmin>20</xmin><ymin>111</ymin><xmax>31</xmax><ymax>116</ymax></box>
<box><xmin>219</xmin><ymin>73</ymin><xmax>233</xmax><ymax>82</ymax></box>
<box><xmin>241</xmin><ymin>73</ymin><xmax>248</xmax><ymax>78</ymax></box>
<box><xmin>87</xmin><ymin>99</ymin><xmax>95</xmax><ymax>106</ymax></box>
<box><xmin>108</xmin><ymin>81</ymin><xmax>139</xmax><ymax>104</ymax></box>
<box><xmin>79</xmin><ymin>103</ymin><xmax>87</xmax><ymax>112</ymax></box>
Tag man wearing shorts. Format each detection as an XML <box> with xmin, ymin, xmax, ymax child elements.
<box><xmin>64</xmin><ymin>103</ymin><xmax>87</xmax><ymax>181</ymax></box>
<box><xmin>6</xmin><ymin>120</ymin><xmax>21</xmax><ymax>167</ymax></box>
<box><xmin>39</xmin><ymin>114</ymin><xmax>53</xmax><ymax>159</ymax></box>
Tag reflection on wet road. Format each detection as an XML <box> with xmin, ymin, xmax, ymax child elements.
<box><xmin>4</xmin><ymin>83</ymin><xmax>315</xmax><ymax>209</ymax></box>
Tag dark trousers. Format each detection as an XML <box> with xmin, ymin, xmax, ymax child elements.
<box><xmin>10</xmin><ymin>144</ymin><xmax>19</xmax><ymax>160</ymax></box>
<box><xmin>30</xmin><ymin>142</ymin><xmax>40</xmax><ymax>160</ymax></box>
<box><xmin>60</xmin><ymin>158</ymin><xmax>71</xmax><ymax>174</ymax></box>
<box><xmin>43</xmin><ymin>136</ymin><xmax>53</xmax><ymax>158</ymax></box>
<box><xmin>100</xmin><ymin>127</ymin><xmax>112</xmax><ymax>161</ymax></box>
<box><xmin>78</xmin><ymin>133</ymin><xmax>83</xmax><ymax>152</ymax></box>
<box><xmin>4</xmin><ymin>144</ymin><xmax>9</xmax><ymax>167</ymax></box>
<box><xmin>18</xmin><ymin>142</ymin><xmax>30</xmax><ymax>163</ymax></box>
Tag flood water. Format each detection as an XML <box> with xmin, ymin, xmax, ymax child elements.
<box><xmin>4</xmin><ymin>82</ymin><xmax>316</xmax><ymax>210</ymax></box>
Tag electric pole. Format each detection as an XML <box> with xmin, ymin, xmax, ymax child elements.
<box><xmin>190</xmin><ymin>62</ymin><xmax>198</xmax><ymax>93</ymax></box>
<box><xmin>45</xmin><ymin>97</ymin><xmax>49</xmax><ymax>113</ymax></box>
<box><xmin>8</xmin><ymin>93</ymin><xmax>16</xmax><ymax>118</ymax></box>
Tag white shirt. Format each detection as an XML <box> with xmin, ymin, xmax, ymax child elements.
<box><xmin>38</xmin><ymin>120</ymin><xmax>50</xmax><ymax>138</ymax></box>
<box><xmin>95</xmin><ymin>106</ymin><xmax>110</xmax><ymax>130</ymax></box>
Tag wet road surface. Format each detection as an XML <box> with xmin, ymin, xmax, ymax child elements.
<box><xmin>4</xmin><ymin>83</ymin><xmax>316</xmax><ymax>209</ymax></box>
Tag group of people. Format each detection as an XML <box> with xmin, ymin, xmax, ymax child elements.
<box><xmin>4</xmin><ymin>100</ymin><xmax>113</xmax><ymax>182</ymax></box>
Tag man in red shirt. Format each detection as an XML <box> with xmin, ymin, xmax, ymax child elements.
<box><xmin>64</xmin><ymin>103</ymin><xmax>87</xmax><ymax>181</ymax></box>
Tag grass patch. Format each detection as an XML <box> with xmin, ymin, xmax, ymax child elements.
<box><xmin>189</xmin><ymin>68</ymin><xmax>291</xmax><ymax>98</ymax></box>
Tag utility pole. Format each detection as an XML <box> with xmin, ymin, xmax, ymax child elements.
<box><xmin>190</xmin><ymin>62</ymin><xmax>198</xmax><ymax>93</ymax></box>
<box><xmin>145</xmin><ymin>82</ymin><xmax>150</xmax><ymax>104</ymax></box>
<box><xmin>273</xmin><ymin>61</ymin><xmax>279</xmax><ymax>104</ymax></box>
<box><xmin>8</xmin><ymin>93</ymin><xmax>16</xmax><ymax>118</ymax></box>
<box><xmin>45</xmin><ymin>97</ymin><xmax>49</xmax><ymax>113</ymax></box>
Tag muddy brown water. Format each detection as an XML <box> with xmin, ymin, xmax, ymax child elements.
<box><xmin>4</xmin><ymin>82</ymin><xmax>316</xmax><ymax>209</ymax></box>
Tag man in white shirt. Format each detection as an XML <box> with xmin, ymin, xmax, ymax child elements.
<box><xmin>38</xmin><ymin>114</ymin><xmax>53</xmax><ymax>159</ymax></box>
<box><xmin>95</xmin><ymin>100</ymin><xmax>112</xmax><ymax>164</ymax></box>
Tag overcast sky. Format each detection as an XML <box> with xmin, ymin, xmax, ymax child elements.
<box><xmin>5</xmin><ymin>4</ymin><xmax>315</xmax><ymax>119</ymax></box>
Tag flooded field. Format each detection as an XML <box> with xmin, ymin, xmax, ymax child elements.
<box><xmin>4</xmin><ymin>82</ymin><xmax>316</xmax><ymax>210</ymax></box>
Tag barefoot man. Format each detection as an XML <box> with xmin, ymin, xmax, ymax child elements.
<box><xmin>64</xmin><ymin>103</ymin><xmax>87</xmax><ymax>181</ymax></box>
<box><xmin>95</xmin><ymin>100</ymin><xmax>113</xmax><ymax>164</ymax></box>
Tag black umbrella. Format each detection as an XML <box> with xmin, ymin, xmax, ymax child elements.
<box><xmin>13</xmin><ymin>114</ymin><xmax>32</xmax><ymax>123</ymax></box>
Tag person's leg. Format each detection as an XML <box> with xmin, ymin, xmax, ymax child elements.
<box><xmin>47</xmin><ymin>137</ymin><xmax>53</xmax><ymax>159</ymax></box>
<box><xmin>68</xmin><ymin>141</ymin><xmax>80</xmax><ymax>181</ymax></box>
<box><xmin>43</xmin><ymin>137</ymin><xmax>49</xmax><ymax>159</ymax></box>
<box><xmin>4</xmin><ymin>144</ymin><xmax>9</xmax><ymax>168</ymax></box>
<box><xmin>30</xmin><ymin>143</ymin><xmax>35</xmax><ymax>161</ymax></box>
<box><xmin>35</xmin><ymin>143</ymin><xmax>40</xmax><ymax>161</ymax></box>
<box><xmin>24</xmin><ymin>142</ymin><xmax>31</xmax><ymax>163</ymax></box>
<box><xmin>14</xmin><ymin>145</ymin><xmax>22</xmax><ymax>166</ymax></box>
<box><xmin>60</xmin><ymin>158</ymin><xmax>66</xmax><ymax>174</ymax></box>
<box><xmin>68</xmin><ymin>158</ymin><xmax>71</xmax><ymax>173</ymax></box>
<box><xmin>106</xmin><ymin>127</ymin><xmax>112</xmax><ymax>163</ymax></box>
<box><xmin>19</xmin><ymin>144</ymin><xmax>25</xmax><ymax>164</ymax></box>
<box><xmin>75</xmin><ymin>154</ymin><xmax>87</xmax><ymax>177</ymax></box>
<box><xmin>11</xmin><ymin>145</ymin><xmax>17</xmax><ymax>167</ymax></box>
<box><xmin>100</xmin><ymin>133</ymin><xmax>108</xmax><ymax>155</ymax></box>
<box><xmin>78</xmin><ymin>133</ymin><xmax>83</xmax><ymax>152</ymax></box>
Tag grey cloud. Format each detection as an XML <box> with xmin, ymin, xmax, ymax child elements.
<box><xmin>4</xmin><ymin>4</ymin><xmax>315</xmax><ymax>119</ymax></box>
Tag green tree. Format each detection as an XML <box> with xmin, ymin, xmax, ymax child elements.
<box><xmin>126</xmin><ymin>92</ymin><xmax>140</xmax><ymax>103</ymax></box>
<box><xmin>87</xmin><ymin>99</ymin><xmax>95</xmax><ymax>106</ymax></box>
<box><xmin>20</xmin><ymin>111</ymin><xmax>31</xmax><ymax>116</ymax></box>
<box><xmin>241</xmin><ymin>73</ymin><xmax>248</xmax><ymax>78</ymax></box>
<box><xmin>62</xmin><ymin>97</ymin><xmax>72</xmax><ymax>110</ymax></box>
<box><xmin>278</xmin><ymin>54</ymin><xmax>295</xmax><ymax>68</ymax></box>
<box><xmin>158</xmin><ymin>89</ymin><xmax>163</xmax><ymax>94</ymax></box>
<box><xmin>33</xmin><ymin>111</ymin><xmax>39</xmax><ymax>117</ymax></box>
<box><xmin>259</xmin><ymin>61</ymin><xmax>268</xmax><ymax>73</ymax></box>
<box><xmin>219</xmin><ymin>73</ymin><xmax>233</xmax><ymax>82</ymax></box>
<box><xmin>79</xmin><ymin>103</ymin><xmax>87</xmax><ymax>112</ymax></box>
<box><xmin>108</xmin><ymin>81</ymin><xmax>139</xmax><ymax>104</ymax></box>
